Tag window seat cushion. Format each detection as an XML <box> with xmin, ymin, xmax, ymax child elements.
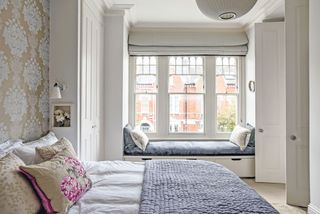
<box><xmin>124</xmin><ymin>124</ymin><xmax>254</xmax><ymax>156</ymax></box>
<box><xmin>124</xmin><ymin>140</ymin><xmax>255</xmax><ymax>156</ymax></box>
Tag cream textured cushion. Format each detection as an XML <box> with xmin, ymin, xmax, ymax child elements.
<box><xmin>0</xmin><ymin>153</ymin><xmax>41</xmax><ymax>214</ymax></box>
<box><xmin>229</xmin><ymin>125</ymin><xmax>251</xmax><ymax>151</ymax></box>
<box><xmin>130</xmin><ymin>128</ymin><xmax>149</xmax><ymax>151</ymax></box>
<box><xmin>13</xmin><ymin>132</ymin><xmax>58</xmax><ymax>164</ymax></box>
<box><xmin>20</xmin><ymin>155</ymin><xmax>91</xmax><ymax>214</ymax></box>
<box><xmin>35</xmin><ymin>137</ymin><xmax>77</xmax><ymax>163</ymax></box>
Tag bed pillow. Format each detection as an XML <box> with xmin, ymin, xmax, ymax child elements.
<box><xmin>0</xmin><ymin>139</ymin><xmax>23</xmax><ymax>157</ymax></box>
<box><xmin>0</xmin><ymin>153</ymin><xmax>41</xmax><ymax>214</ymax></box>
<box><xmin>229</xmin><ymin>125</ymin><xmax>251</xmax><ymax>151</ymax></box>
<box><xmin>35</xmin><ymin>137</ymin><xmax>77</xmax><ymax>163</ymax></box>
<box><xmin>20</xmin><ymin>155</ymin><xmax>91</xmax><ymax>214</ymax></box>
<box><xmin>130</xmin><ymin>128</ymin><xmax>149</xmax><ymax>151</ymax></box>
<box><xmin>13</xmin><ymin>132</ymin><xmax>58</xmax><ymax>165</ymax></box>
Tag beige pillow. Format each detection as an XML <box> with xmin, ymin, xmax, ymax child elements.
<box><xmin>35</xmin><ymin>137</ymin><xmax>77</xmax><ymax>163</ymax></box>
<box><xmin>20</xmin><ymin>155</ymin><xmax>91</xmax><ymax>213</ymax></box>
<box><xmin>0</xmin><ymin>153</ymin><xmax>41</xmax><ymax>214</ymax></box>
<box><xmin>229</xmin><ymin>125</ymin><xmax>251</xmax><ymax>151</ymax></box>
<box><xmin>130</xmin><ymin>128</ymin><xmax>149</xmax><ymax>151</ymax></box>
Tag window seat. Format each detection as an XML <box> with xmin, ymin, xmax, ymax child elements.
<box><xmin>124</xmin><ymin>140</ymin><xmax>255</xmax><ymax>156</ymax></box>
<box><xmin>123</xmin><ymin>125</ymin><xmax>255</xmax><ymax>178</ymax></box>
<box><xmin>123</xmin><ymin>125</ymin><xmax>255</xmax><ymax>156</ymax></box>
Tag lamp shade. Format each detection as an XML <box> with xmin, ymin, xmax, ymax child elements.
<box><xmin>51</xmin><ymin>84</ymin><xmax>62</xmax><ymax>99</ymax></box>
<box><xmin>196</xmin><ymin>0</ymin><xmax>257</xmax><ymax>20</ymax></box>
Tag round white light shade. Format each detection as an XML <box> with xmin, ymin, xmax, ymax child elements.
<box><xmin>196</xmin><ymin>0</ymin><xmax>258</xmax><ymax>20</ymax></box>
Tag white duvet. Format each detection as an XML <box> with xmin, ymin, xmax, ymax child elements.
<box><xmin>68</xmin><ymin>161</ymin><xmax>145</xmax><ymax>214</ymax></box>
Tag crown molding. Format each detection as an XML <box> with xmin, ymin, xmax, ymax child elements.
<box><xmin>243</xmin><ymin>0</ymin><xmax>284</xmax><ymax>30</ymax></box>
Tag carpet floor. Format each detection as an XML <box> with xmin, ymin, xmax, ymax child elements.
<box><xmin>243</xmin><ymin>179</ymin><xmax>307</xmax><ymax>214</ymax></box>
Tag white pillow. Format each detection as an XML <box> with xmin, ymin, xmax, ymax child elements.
<box><xmin>0</xmin><ymin>139</ymin><xmax>23</xmax><ymax>152</ymax></box>
<box><xmin>13</xmin><ymin>132</ymin><xmax>58</xmax><ymax>165</ymax></box>
<box><xmin>130</xmin><ymin>128</ymin><xmax>149</xmax><ymax>151</ymax></box>
<box><xmin>0</xmin><ymin>139</ymin><xmax>23</xmax><ymax>158</ymax></box>
<box><xmin>229</xmin><ymin>125</ymin><xmax>251</xmax><ymax>151</ymax></box>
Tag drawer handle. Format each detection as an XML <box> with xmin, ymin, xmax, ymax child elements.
<box><xmin>186</xmin><ymin>158</ymin><xmax>197</xmax><ymax>160</ymax></box>
<box><xmin>231</xmin><ymin>158</ymin><xmax>242</xmax><ymax>161</ymax></box>
<box><xmin>142</xmin><ymin>158</ymin><xmax>152</xmax><ymax>160</ymax></box>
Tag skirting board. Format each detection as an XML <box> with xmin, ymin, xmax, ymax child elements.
<box><xmin>308</xmin><ymin>204</ymin><xmax>320</xmax><ymax>214</ymax></box>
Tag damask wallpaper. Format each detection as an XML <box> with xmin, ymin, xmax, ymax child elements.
<box><xmin>0</xmin><ymin>0</ymin><xmax>50</xmax><ymax>142</ymax></box>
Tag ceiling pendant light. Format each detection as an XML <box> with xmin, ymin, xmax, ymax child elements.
<box><xmin>196</xmin><ymin>0</ymin><xmax>258</xmax><ymax>20</ymax></box>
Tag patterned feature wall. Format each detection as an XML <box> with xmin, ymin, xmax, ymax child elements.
<box><xmin>0</xmin><ymin>0</ymin><xmax>50</xmax><ymax>142</ymax></box>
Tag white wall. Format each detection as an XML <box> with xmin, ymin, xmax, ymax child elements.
<box><xmin>245</xmin><ymin>27</ymin><xmax>256</xmax><ymax>126</ymax></box>
<box><xmin>50</xmin><ymin>0</ymin><xmax>80</xmax><ymax>152</ymax></box>
<box><xmin>104</xmin><ymin>11</ymin><xmax>129</xmax><ymax>160</ymax></box>
<box><xmin>309</xmin><ymin>0</ymin><xmax>320</xmax><ymax>212</ymax></box>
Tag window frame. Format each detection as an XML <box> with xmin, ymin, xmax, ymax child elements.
<box><xmin>168</xmin><ymin>56</ymin><xmax>206</xmax><ymax>134</ymax></box>
<box><xmin>129</xmin><ymin>56</ymin><xmax>246</xmax><ymax>140</ymax></box>
<box><xmin>130</xmin><ymin>56</ymin><xmax>159</xmax><ymax>135</ymax></box>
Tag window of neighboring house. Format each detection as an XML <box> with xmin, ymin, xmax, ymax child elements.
<box><xmin>134</xmin><ymin>56</ymin><xmax>158</xmax><ymax>133</ymax></box>
<box><xmin>168</xmin><ymin>56</ymin><xmax>204</xmax><ymax>133</ymax></box>
<box><xmin>215</xmin><ymin>56</ymin><xmax>239</xmax><ymax>133</ymax></box>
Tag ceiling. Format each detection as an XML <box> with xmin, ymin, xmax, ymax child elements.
<box><xmin>106</xmin><ymin>0</ymin><xmax>284</xmax><ymax>29</ymax></box>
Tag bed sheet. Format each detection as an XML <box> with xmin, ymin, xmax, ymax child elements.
<box><xmin>68</xmin><ymin>161</ymin><xmax>144</xmax><ymax>214</ymax></box>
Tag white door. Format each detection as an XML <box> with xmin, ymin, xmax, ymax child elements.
<box><xmin>80</xmin><ymin>0</ymin><xmax>103</xmax><ymax>161</ymax></box>
<box><xmin>255</xmin><ymin>22</ymin><xmax>286</xmax><ymax>183</ymax></box>
<box><xmin>285</xmin><ymin>0</ymin><xmax>310</xmax><ymax>207</ymax></box>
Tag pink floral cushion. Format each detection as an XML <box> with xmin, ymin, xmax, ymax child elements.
<box><xmin>20</xmin><ymin>155</ymin><xmax>91</xmax><ymax>213</ymax></box>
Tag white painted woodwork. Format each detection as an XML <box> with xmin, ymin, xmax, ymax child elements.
<box><xmin>80</xmin><ymin>0</ymin><xmax>104</xmax><ymax>161</ymax></box>
<box><xmin>309</xmin><ymin>0</ymin><xmax>320</xmax><ymax>212</ymax></box>
<box><xmin>285</xmin><ymin>0</ymin><xmax>310</xmax><ymax>207</ymax></box>
<box><xmin>123</xmin><ymin>155</ymin><xmax>255</xmax><ymax>178</ymax></box>
<box><xmin>104</xmin><ymin>9</ymin><xmax>130</xmax><ymax>160</ymax></box>
<box><xmin>255</xmin><ymin>22</ymin><xmax>286</xmax><ymax>183</ymax></box>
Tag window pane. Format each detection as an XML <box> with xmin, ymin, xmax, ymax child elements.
<box><xmin>135</xmin><ymin>57</ymin><xmax>158</xmax><ymax>133</ymax></box>
<box><xmin>135</xmin><ymin>75</ymin><xmax>157</xmax><ymax>93</ymax></box>
<box><xmin>135</xmin><ymin>94</ymin><xmax>156</xmax><ymax>132</ymax></box>
<box><xmin>216</xmin><ymin>57</ymin><xmax>222</xmax><ymax>65</ymax></box>
<box><xmin>216</xmin><ymin>75</ymin><xmax>238</xmax><ymax>93</ymax></box>
<box><xmin>169</xmin><ymin>75</ymin><xmax>204</xmax><ymax>93</ymax></box>
<box><xmin>216</xmin><ymin>95</ymin><xmax>237</xmax><ymax>133</ymax></box>
<box><xmin>216</xmin><ymin>56</ymin><xmax>238</xmax><ymax>94</ymax></box>
<box><xmin>169</xmin><ymin>94</ymin><xmax>204</xmax><ymax>133</ymax></box>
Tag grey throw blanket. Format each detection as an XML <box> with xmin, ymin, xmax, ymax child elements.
<box><xmin>139</xmin><ymin>160</ymin><xmax>278</xmax><ymax>214</ymax></box>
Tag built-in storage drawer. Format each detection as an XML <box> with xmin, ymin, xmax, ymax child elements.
<box><xmin>123</xmin><ymin>155</ymin><xmax>255</xmax><ymax>178</ymax></box>
<box><xmin>213</xmin><ymin>157</ymin><xmax>255</xmax><ymax>178</ymax></box>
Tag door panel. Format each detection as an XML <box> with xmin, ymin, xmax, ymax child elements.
<box><xmin>80</xmin><ymin>0</ymin><xmax>103</xmax><ymax>161</ymax></box>
<box><xmin>285</xmin><ymin>0</ymin><xmax>310</xmax><ymax>207</ymax></box>
<box><xmin>255</xmin><ymin>22</ymin><xmax>286</xmax><ymax>183</ymax></box>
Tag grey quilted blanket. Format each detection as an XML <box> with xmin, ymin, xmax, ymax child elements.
<box><xmin>139</xmin><ymin>160</ymin><xmax>278</xmax><ymax>214</ymax></box>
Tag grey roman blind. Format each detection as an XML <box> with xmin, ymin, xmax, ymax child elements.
<box><xmin>128</xmin><ymin>30</ymin><xmax>249</xmax><ymax>56</ymax></box>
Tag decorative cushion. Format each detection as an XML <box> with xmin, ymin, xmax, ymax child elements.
<box><xmin>13</xmin><ymin>132</ymin><xmax>58</xmax><ymax>165</ymax></box>
<box><xmin>130</xmin><ymin>128</ymin><xmax>149</xmax><ymax>151</ymax></box>
<box><xmin>246</xmin><ymin>123</ymin><xmax>255</xmax><ymax>147</ymax></box>
<box><xmin>229</xmin><ymin>125</ymin><xmax>251</xmax><ymax>151</ymax></box>
<box><xmin>0</xmin><ymin>153</ymin><xmax>41</xmax><ymax>214</ymax></box>
<box><xmin>20</xmin><ymin>155</ymin><xmax>91</xmax><ymax>214</ymax></box>
<box><xmin>35</xmin><ymin>137</ymin><xmax>77</xmax><ymax>163</ymax></box>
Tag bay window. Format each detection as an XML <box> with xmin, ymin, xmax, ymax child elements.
<box><xmin>130</xmin><ymin>56</ymin><xmax>244</xmax><ymax>139</ymax></box>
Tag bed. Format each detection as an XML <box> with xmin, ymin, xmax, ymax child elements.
<box><xmin>69</xmin><ymin>160</ymin><xmax>278</xmax><ymax>214</ymax></box>
<box><xmin>1</xmin><ymin>133</ymin><xmax>277</xmax><ymax>214</ymax></box>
